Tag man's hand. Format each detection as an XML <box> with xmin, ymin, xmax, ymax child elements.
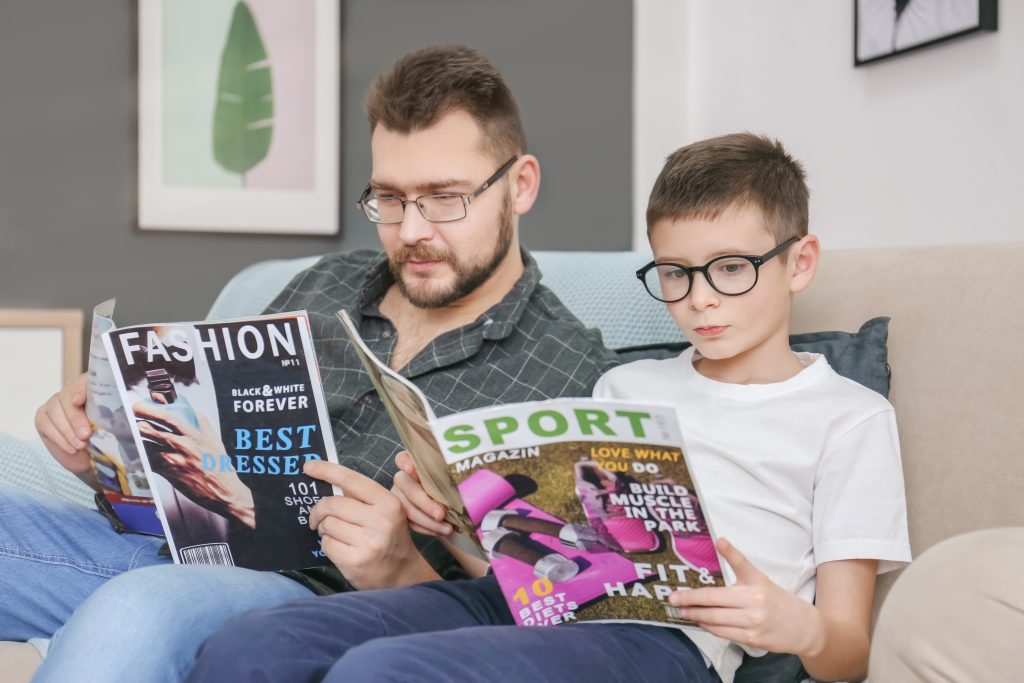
<box><xmin>391</xmin><ymin>451</ymin><xmax>452</xmax><ymax>537</ymax></box>
<box><xmin>304</xmin><ymin>460</ymin><xmax>440</xmax><ymax>590</ymax></box>
<box><xmin>668</xmin><ymin>537</ymin><xmax>823</xmax><ymax>656</ymax></box>
<box><xmin>133</xmin><ymin>401</ymin><xmax>255</xmax><ymax>529</ymax></box>
<box><xmin>34</xmin><ymin>373</ymin><xmax>97</xmax><ymax>485</ymax></box>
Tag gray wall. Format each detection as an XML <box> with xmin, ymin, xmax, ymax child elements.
<box><xmin>0</xmin><ymin>0</ymin><xmax>632</xmax><ymax>362</ymax></box>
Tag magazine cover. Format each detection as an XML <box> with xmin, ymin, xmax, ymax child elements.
<box><xmin>102</xmin><ymin>312</ymin><xmax>340</xmax><ymax>571</ymax></box>
<box><xmin>336</xmin><ymin>310</ymin><xmax>726</xmax><ymax>630</ymax></box>
<box><xmin>84</xmin><ymin>299</ymin><xmax>162</xmax><ymax>534</ymax></box>
<box><xmin>435</xmin><ymin>399</ymin><xmax>727</xmax><ymax>630</ymax></box>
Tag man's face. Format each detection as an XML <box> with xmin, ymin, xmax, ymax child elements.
<box><xmin>369</xmin><ymin>110</ymin><xmax>517</xmax><ymax>309</ymax></box>
<box><xmin>649</xmin><ymin>204</ymin><xmax>797</xmax><ymax>371</ymax></box>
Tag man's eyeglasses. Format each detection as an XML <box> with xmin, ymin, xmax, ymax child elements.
<box><xmin>636</xmin><ymin>236</ymin><xmax>800</xmax><ymax>303</ymax></box>
<box><xmin>357</xmin><ymin>156</ymin><xmax>519</xmax><ymax>224</ymax></box>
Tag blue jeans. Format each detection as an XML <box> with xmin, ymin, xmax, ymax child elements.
<box><xmin>0</xmin><ymin>485</ymin><xmax>315</xmax><ymax>682</ymax></box>
<box><xmin>0</xmin><ymin>483</ymin><xmax>168</xmax><ymax>641</ymax></box>
<box><xmin>186</xmin><ymin>575</ymin><xmax>717</xmax><ymax>683</ymax></box>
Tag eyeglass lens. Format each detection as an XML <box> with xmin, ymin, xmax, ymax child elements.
<box><xmin>365</xmin><ymin>194</ymin><xmax>467</xmax><ymax>224</ymax></box>
<box><xmin>643</xmin><ymin>257</ymin><xmax>758</xmax><ymax>301</ymax></box>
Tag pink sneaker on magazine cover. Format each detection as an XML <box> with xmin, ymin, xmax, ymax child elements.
<box><xmin>574</xmin><ymin>460</ymin><xmax>661</xmax><ymax>553</ymax></box>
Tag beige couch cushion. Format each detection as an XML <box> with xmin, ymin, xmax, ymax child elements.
<box><xmin>792</xmin><ymin>242</ymin><xmax>1024</xmax><ymax>615</ymax></box>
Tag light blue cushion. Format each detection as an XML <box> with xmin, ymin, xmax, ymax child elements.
<box><xmin>533</xmin><ymin>251</ymin><xmax>682</xmax><ymax>349</ymax></box>
<box><xmin>206</xmin><ymin>251</ymin><xmax>682</xmax><ymax>350</ymax></box>
<box><xmin>0</xmin><ymin>433</ymin><xmax>95</xmax><ymax>508</ymax></box>
<box><xmin>207</xmin><ymin>255</ymin><xmax>321</xmax><ymax>321</ymax></box>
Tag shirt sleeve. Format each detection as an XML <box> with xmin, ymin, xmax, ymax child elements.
<box><xmin>812</xmin><ymin>408</ymin><xmax>912</xmax><ymax>573</ymax></box>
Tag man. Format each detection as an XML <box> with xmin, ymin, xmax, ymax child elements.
<box><xmin>2</xmin><ymin>44</ymin><xmax>616</xmax><ymax>682</ymax></box>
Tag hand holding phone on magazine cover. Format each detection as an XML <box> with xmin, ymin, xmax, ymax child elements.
<box><xmin>392</xmin><ymin>450</ymin><xmax>453</xmax><ymax>538</ymax></box>
<box><xmin>304</xmin><ymin>459</ymin><xmax>439</xmax><ymax>590</ymax></box>
<box><xmin>34</xmin><ymin>372</ymin><xmax>97</xmax><ymax>484</ymax></box>
<box><xmin>667</xmin><ymin>537</ymin><xmax>876</xmax><ymax>666</ymax></box>
<box><xmin>133</xmin><ymin>401</ymin><xmax>256</xmax><ymax>529</ymax></box>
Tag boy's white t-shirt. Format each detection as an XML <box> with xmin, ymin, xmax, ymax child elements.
<box><xmin>592</xmin><ymin>348</ymin><xmax>912</xmax><ymax>682</ymax></box>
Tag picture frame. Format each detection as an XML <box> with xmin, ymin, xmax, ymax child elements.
<box><xmin>854</xmin><ymin>0</ymin><xmax>997</xmax><ymax>67</ymax></box>
<box><xmin>0</xmin><ymin>309</ymin><xmax>83</xmax><ymax>439</ymax></box>
<box><xmin>138</xmin><ymin>0</ymin><xmax>340</xmax><ymax>234</ymax></box>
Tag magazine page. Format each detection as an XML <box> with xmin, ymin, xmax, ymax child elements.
<box><xmin>83</xmin><ymin>299</ymin><xmax>162</xmax><ymax>534</ymax></box>
<box><xmin>102</xmin><ymin>311</ymin><xmax>339</xmax><ymax>571</ymax></box>
<box><xmin>433</xmin><ymin>398</ymin><xmax>726</xmax><ymax>630</ymax></box>
<box><xmin>336</xmin><ymin>310</ymin><xmax>484</xmax><ymax>560</ymax></box>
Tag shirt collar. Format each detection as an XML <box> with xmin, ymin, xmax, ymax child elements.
<box><xmin>358</xmin><ymin>253</ymin><xmax>395</xmax><ymax>312</ymax></box>
<box><xmin>478</xmin><ymin>247</ymin><xmax>541</xmax><ymax>341</ymax></box>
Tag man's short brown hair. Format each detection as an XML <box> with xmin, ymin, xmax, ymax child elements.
<box><xmin>365</xmin><ymin>44</ymin><xmax>526</xmax><ymax>163</ymax></box>
<box><xmin>646</xmin><ymin>133</ymin><xmax>809</xmax><ymax>248</ymax></box>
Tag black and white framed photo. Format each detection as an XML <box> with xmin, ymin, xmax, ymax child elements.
<box><xmin>855</xmin><ymin>0</ymin><xmax>997</xmax><ymax>66</ymax></box>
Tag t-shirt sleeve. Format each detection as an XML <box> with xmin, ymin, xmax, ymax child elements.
<box><xmin>812</xmin><ymin>408</ymin><xmax>912</xmax><ymax>573</ymax></box>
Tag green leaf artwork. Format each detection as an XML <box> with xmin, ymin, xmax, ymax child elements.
<box><xmin>212</xmin><ymin>1</ymin><xmax>273</xmax><ymax>183</ymax></box>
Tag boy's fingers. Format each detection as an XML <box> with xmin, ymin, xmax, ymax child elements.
<box><xmin>717</xmin><ymin>537</ymin><xmax>761</xmax><ymax>584</ymax></box>
<box><xmin>674</xmin><ymin>606</ymin><xmax>745</xmax><ymax>628</ymax></box>
<box><xmin>669</xmin><ymin>586</ymin><xmax>746</xmax><ymax>608</ymax></box>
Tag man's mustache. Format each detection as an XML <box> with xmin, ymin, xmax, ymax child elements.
<box><xmin>392</xmin><ymin>245</ymin><xmax>454</xmax><ymax>267</ymax></box>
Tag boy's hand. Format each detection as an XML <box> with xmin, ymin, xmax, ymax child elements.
<box><xmin>668</xmin><ymin>537</ymin><xmax>824</xmax><ymax>657</ymax></box>
<box><xmin>304</xmin><ymin>460</ymin><xmax>439</xmax><ymax>590</ymax></box>
<box><xmin>34</xmin><ymin>373</ymin><xmax>95</xmax><ymax>479</ymax></box>
<box><xmin>391</xmin><ymin>451</ymin><xmax>452</xmax><ymax>538</ymax></box>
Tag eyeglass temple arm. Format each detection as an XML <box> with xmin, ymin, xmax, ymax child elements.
<box><xmin>465</xmin><ymin>156</ymin><xmax>520</xmax><ymax>205</ymax></box>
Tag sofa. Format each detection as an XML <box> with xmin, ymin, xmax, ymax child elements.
<box><xmin>3</xmin><ymin>244</ymin><xmax>1022</xmax><ymax>677</ymax></box>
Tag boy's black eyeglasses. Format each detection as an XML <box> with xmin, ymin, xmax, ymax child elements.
<box><xmin>636</xmin><ymin>236</ymin><xmax>800</xmax><ymax>303</ymax></box>
<box><xmin>357</xmin><ymin>156</ymin><xmax>519</xmax><ymax>224</ymax></box>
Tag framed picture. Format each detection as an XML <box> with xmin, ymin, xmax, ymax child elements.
<box><xmin>0</xmin><ymin>309</ymin><xmax>83</xmax><ymax>439</ymax></box>
<box><xmin>855</xmin><ymin>0</ymin><xmax>997</xmax><ymax>66</ymax></box>
<box><xmin>139</xmin><ymin>0</ymin><xmax>340</xmax><ymax>234</ymax></box>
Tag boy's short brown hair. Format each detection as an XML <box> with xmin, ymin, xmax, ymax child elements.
<box><xmin>647</xmin><ymin>133</ymin><xmax>809</xmax><ymax>249</ymax></box>
<box><xmin>365</xmin><ymin>44</ymin><xmax>526</xmax><ymax>163</ymax></box>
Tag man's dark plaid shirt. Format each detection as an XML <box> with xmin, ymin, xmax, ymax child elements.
<box><xmin>263</xmin><ymin>248</ymin><xmax>618</xmax><ymax>593</ymax></box>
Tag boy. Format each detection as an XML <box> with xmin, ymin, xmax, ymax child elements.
<box><xmin>185</xmin><ymin>133</ymin><xmax>910</xmax><ymax>683</ymax></box>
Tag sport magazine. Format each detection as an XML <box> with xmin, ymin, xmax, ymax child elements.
<box><xmin>338</xmin><ymin>310</ymin><xmax>727</xmax><ymax>632</ymax></box>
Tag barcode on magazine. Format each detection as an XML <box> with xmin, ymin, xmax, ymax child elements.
<box><xmin>178</xmin><ymin>543</ymin><xmax>235</xmax><ymax>566</ymax></box>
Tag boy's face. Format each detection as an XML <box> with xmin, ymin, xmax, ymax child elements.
<box><xmin>649</xmin><ymin>204</ymin><xmax>813</xmax><ymax>375</ymax></box>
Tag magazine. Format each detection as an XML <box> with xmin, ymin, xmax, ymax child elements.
<box><xmin>338</xmin><ymin>310</ymin><xmax>727</xmax><ymax>630</ymax></box>
<box><xmin>94</xmin><ymin>306</ymin><xmax>340</xmax><ymax>571</ymax></box>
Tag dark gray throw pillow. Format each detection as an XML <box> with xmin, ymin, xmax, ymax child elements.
<box><xmin>614</xmin><ymin>317</ymin><xmax>891</xmax><ymax>397</ymax></box>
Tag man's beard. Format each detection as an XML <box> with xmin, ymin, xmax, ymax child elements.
<box><xmin>389</xmin><ymin>191</ymin><xmax>514</xmax><ymax>309</ymax></box>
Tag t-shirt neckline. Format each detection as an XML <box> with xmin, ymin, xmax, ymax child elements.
<box><xmin>677</xmin><ymin>346</ymin><xmax>829</xmax><ymax>400</ymax></box>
